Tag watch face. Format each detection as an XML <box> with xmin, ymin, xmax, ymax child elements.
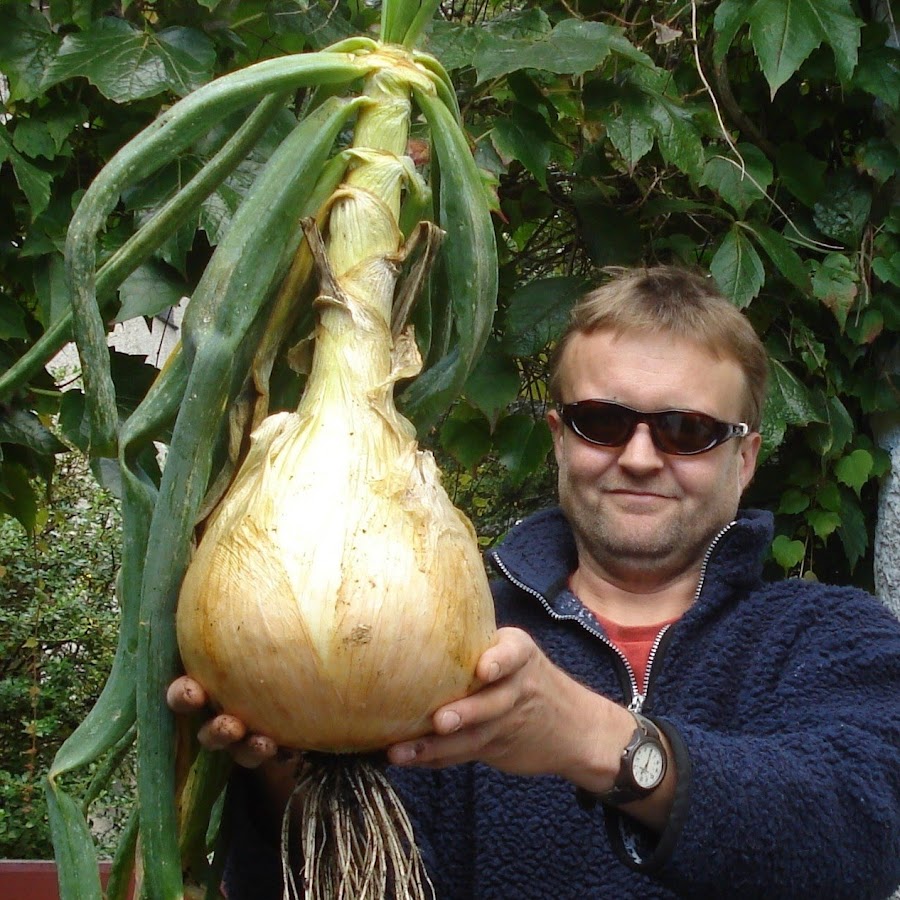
<box><xmin>632</xmin><ymin>742</ymin><xmax>665</xmax><ymax>789</ymax></box>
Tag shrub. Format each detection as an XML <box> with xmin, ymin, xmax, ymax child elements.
<box><xmin>0</xmin><ymin>455</ymin><xmax>129</xmax><ymax>858</ymax></box>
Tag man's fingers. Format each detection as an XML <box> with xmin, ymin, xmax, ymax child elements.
<box><xmin>231</xmin><ymin>734</ymin><xmax>279</xmax><ymax>769</ymax></box>
<box><xmin>167</xmin><ymin>676</ymin><xmax>282</xmax><ymax>766</ymax></box>
<box><xmin>475</xmin><ymin>627</ymin><xmax>536</xmax><ymax>684</ymax></box>
<box><xmin>166</xmin><ymin>675</ymin><xmax>208</xmax><ymax>714</ymax></box>
<box><xmin>433</xmin><ymin>679</ymin><xmax>517</xmax><ymax>735</ymax></box>
<box><xmin>198</xmin><ymin>714</ymin><xmax>247</xmax><ymax>751</ymax></box>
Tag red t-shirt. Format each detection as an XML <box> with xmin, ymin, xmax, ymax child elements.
<box><xmin>593</xmin><ymin>613</ymin><xmax>679</xmax><ymax>694</ymax></box>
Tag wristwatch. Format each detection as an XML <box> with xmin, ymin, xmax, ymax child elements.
<box><xmin>576</xmin><ymin>711</ymin><xmax>667</xmax><ymax>809</ymax></box>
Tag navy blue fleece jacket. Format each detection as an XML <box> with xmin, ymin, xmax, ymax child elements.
<box><xmin>224</xmin><ymin>507</ymin><xmax>900</xmax><ymax>899</ymax></box>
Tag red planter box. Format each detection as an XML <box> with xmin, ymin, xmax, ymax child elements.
<box><xmin>0</xmin><ymin>860</ymin><xmax>134</xmax><ymax>899</ymax></box>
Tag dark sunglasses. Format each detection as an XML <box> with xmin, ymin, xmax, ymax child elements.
<box><xmin>558</xmin><ymin>399</ymin><xmax>749</xmax><ymax>456</ymax></box>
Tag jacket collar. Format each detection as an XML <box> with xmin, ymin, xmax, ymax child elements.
<box><xmin>489</xmin><ymin>506</ymin><xmax>773</xmax><ymax>605</ymax></box>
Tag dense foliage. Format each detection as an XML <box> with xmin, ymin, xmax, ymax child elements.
<box><xmin>0</xmin><ymin>456</ymin><xmax>126</xmax><ymax>858</ymax></box>
<box><xmin>3</xmin><ymin>0</ymin><xmax>897</xmax><ymax>589</ymax></box>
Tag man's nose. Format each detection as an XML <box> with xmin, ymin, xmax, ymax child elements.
<box><xmin>616</xmin><ymin>423</ymin><xmax>666</xmax><ymax>472</ymax></box>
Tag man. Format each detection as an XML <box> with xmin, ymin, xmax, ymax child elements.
<box><xmin>172</xmin><ymin>266</ymin><xmax>900</xmax><ymax>898</ymax></box>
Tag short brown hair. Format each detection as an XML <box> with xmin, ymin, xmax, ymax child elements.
<box><xmin>548</xmin><ymin>266</ymin><xmax>768</xmax><ymax>429</ymax></box>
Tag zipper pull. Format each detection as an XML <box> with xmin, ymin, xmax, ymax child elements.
<box><xmin>628</xmin><ymin>693</ymin><xmax>645</xmax><ymax>714</ymax></box>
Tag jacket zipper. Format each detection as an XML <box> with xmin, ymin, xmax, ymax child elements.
<box><xmin>489</xmin><ymin>519</ymin><xmax>736</xmax><ymax>714</ymax></box>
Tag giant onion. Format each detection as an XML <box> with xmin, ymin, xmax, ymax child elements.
<box><xmin>174</xmin><ymin>61</ymin><xmax>497</xmax><ymax>899</ymax></box>
<box><xmin>175</xmin><ymin>237</ymin><xmax>497</xmax><ymax>751</ymax></box>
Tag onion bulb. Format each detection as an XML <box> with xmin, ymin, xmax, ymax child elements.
<box><xmin>175</xmin><ymin>227</ymin><xmax>496</xmax><ymax>753</ymax></box>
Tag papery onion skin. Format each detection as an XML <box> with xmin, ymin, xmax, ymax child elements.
<box><xmin>177</xmin><ymin>61</ymin><xmax>497</xmax><ymax>755</ymax></box>
<box><xmin>176</xmin><ymin>314</ymin><xmax>497</xmax><ymax>752</ymax></box>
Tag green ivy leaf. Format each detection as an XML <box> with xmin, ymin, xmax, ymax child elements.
<box><xmin>747</xmin><ymin>0</ymin><xmax>861</xmax><ymax>98</ymax></box>
<box><xmin>762</xmin><ymin>359</ymin><xmax>825</xmax><ymax>449</ymax></box>
<box><xmin>835</xmin><ymin>448</ymin><xmax>874</xmax><ymax>495</ymax></box>
<box><xmin>32</xmin><ymin>254</ymin><xmax>69</xmax><ymax>329</ymax></box>
<box><xmin>0</xmin><ymin>409</ymin><xmax>67</xmax><ymax>456</ymax></box>
<box><xmin>485</xmin><ymin>7</ymin><xmax>552</xmax><ymax>41</ymax></box>
<box><xmin>845</xmin><ymin>308</ymin><xmax>884</xmax><ymax>346</ymax></box>
<box><xmin>137</xmin><ymin>213</ymin><xmax>198</xmax><ymax>277</ymax></box>
<box><xmin>851</xmin><ymin>44</ymin><xmax>900</xmax><ymax>110</ymax></box>
<box><xmin>474</xmin><ymin>18</ymin><xmax>651</xmax><ymax>83</ymax></box>
<box><xmin>775</xmin><ymin>143</ymin><xmax>826</xmax><ymax>207</ymax></box>
<box><xmin>785</xmin><ymin>319</ymin><xmax>827</xmax><ymax>375</ymax></box>
<box><xmin>810</xmin><ymin>0</ymin><xmax>862</xmax><ymax>84</ymax></box>
<box><xmin>57</xmin><ymin>391</ymin><xmax>90</xmax><ymax>453</ymax></box>
<box><xmin>501</xmin><ymin>275</ymin><xmax>586</xmax><ymax>357</ymax></box>
<box><xmin>816</xmin><ymin>480</ymin><xmax>842</xmax><ymax>512</ymax></box>
<box><xmin>748</xmin><ymin>0</ymin><xmax>822</xmax><ymax>96</ymax></box>
<box><xmin>424</xmin><ymin>19</ymin><xmax>481</xmax><ymax>70</ymax></box>
<box><xmin>42</xmin><ymin>18</ymin><xmax>216</xmax><ymax>102</ymax></box>
<box><xmin>605</xmin><ymin>99</ymin><xmax>655</xmax><ymax>170</ymax></box>
<box><xmin>771</xmin><ymin>534</ymin><xmax>806</xmax><ymax>570</ymax></box>
<box><xmin>0</xmin><ymin>462</ymin><xmax>38</xmax><ymax>535</ymax></box>
<box><xmin>440</xmin><ymin>407</ymin><xmax>492</xmax><ymax>471</ymax></box>
<box><xmin>49</xmin><ymin>0</ymin><xmax>96</xmax><ymax>29</ymax></box>
<box><xmin>464</xmin><ymin>340</ymin><xmax>521</xmax><ymax>427</ymax></box>
<box><xmin>872</xmin><ymin>252</ymin><xmax>900</xmax><ymax>288</ymax></box>
<box><xmin>777</xmin><ymin>488</ymin><xmax>809</xmax><ymax>514</ymax></box>
<box><xmin>0</xmin><ymin>5</ymin><xmax>62</xmax><ymax>102</ymax></box>
<box><xmin>805</xmin><ymin>508</ymin><xmax>842</xmax><ymax>540</ymax></box>
<box><xmin>879</xmin><ymin>291</ymin><xmax>900</xmax><ymax>333</ymax></box>
<box><xmin>871</xmin><ymin>446</ymin><xmax>892</xmax><ymax>479</ymax></box>
<box><xmin>700</xmin><ymin>143</ymin><xmax>772</xmax><ymax>215</ymax></box>
<box><xmin>494</xmin><ymin>414</ymin><xmax>553</xmax><ymax>484</ymax></box>
<box><xmin>108</xmin><ymin>351</ymin><xmax>162</xmax><ymax>416</ymax></box>
<box><xmin>491</xmin><ymin>105</ymin><xmax>557</xmax><ymax>189</ymax></box>
<box><xmin>0</xmin><ymin>302</ymin><xmax>29</xmax><ymax>340</ymax></box>
<box><xmin>713</xmin><ymin>0</ymin><xmax>753</xmax><ymax>64</ymax></box>
<box><xmin>837</xmin><ymin>487</ymin><xmax>868</xmax><ymax>570</ymax></box>
<box><xmin>813</xmin><ymin>171</ymin><xmax>872</xmax><ymax>246</ymax></box>
<box><xmin>646</xmin><ymin>96</ymin><xmax>705</xmax><ymax>181</ymax></box>
<box><xmin>123</xmin><ymin>158</ymin><xmax>207</xmax><ymax>265</ymax></box>
<box><xmin>743</xmin><ymin>223</ymin><xmax>810</xmax><ymax>292</ymax></box>
<box><xmin>0</xmin><ymin>129</ymin><xmax>52</xmax><ymax>219</ymax></box>
<box><xmin>806</xmin><ymin>394</ymin><xmax>854</xmax><ymax>457</ymax></box>
<box><xmin>275</xmin><ymin>1</ymin><xmax>358</xmax><ymax>50</ymax></box>
<box><xmin>854</xmin><ymin>138</ymin><xmax>900</xmax><ymax>187</ymax></box>
<box><xmin>810</xmin><ymin>252</ymin><xmax>858</xmax><ymax>329</ymax></box>
<box><xmin>12</xmin><ymin>119</ymin><xmax>59</xmax><ymax>161</ymax></box>
<box><xmin>709</xmin><ymin>226</ymin><xmax>765</xmax><ymax>308</ymax></box>
<box><xmin>199</xmin><ymin>172</ymin><xmax>251</xmax><ymax>246</ymax></box>
<box><xmin>115</xmin><ymin>263</ymin><xmax>190</xmax><ymax>323</ymax></box>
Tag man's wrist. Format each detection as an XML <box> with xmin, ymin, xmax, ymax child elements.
<box><xmin>575</xmin><ymin>711</ymin><xmax>670</xmax><ymax>811</ymax></box>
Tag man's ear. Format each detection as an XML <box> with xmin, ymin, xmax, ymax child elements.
<box><xmin>547</xmin><ymin>408</ymin><xmax>565</xmax><ymax>465</ymax></box>
<box><xmin>738</xmin><ymin>431</ymin><xmax>762</xmax><ymax>493</ymax></box>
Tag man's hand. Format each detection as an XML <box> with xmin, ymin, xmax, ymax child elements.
<box><xmin>385</xmin><ymin>627</ymin><xmax>677</xmax><ymax>832</ymax></box>
<box><xmin>166</xmin><ymin>675</ymin><xmax>280</xmax><ymax>769</ymax></box>
<box><xmin>386</xmin><ymin>627</ymin><xmax>632</xmax><ymax>784</ymax></box>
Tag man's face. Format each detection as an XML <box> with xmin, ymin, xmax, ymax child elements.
<box><xmin>547</xmin><ymin>329</ymin><xmax>761</xmax><ymax>588</ymax></box>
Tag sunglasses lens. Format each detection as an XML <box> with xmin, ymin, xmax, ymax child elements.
<box><xmin>654</xmin><ymin>412</ymin><xmax>721</xmax><ymax>454</ymax></box>
<box><xmin>566</xmin><ymin>403</ymin><xmax>634</xmax><ymax>445</ymax></box>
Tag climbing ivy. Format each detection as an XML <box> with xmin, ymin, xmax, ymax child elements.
<box><xmin>1</xmin><ymin>0</ymin><xmax>898</xmax><ymax>587</ymax></box>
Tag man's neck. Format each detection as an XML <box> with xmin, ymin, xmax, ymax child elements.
<box><xmin>568</xmin><ymin>563</ymin><xmax>700</xmax><ymax>627</ymax></box>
